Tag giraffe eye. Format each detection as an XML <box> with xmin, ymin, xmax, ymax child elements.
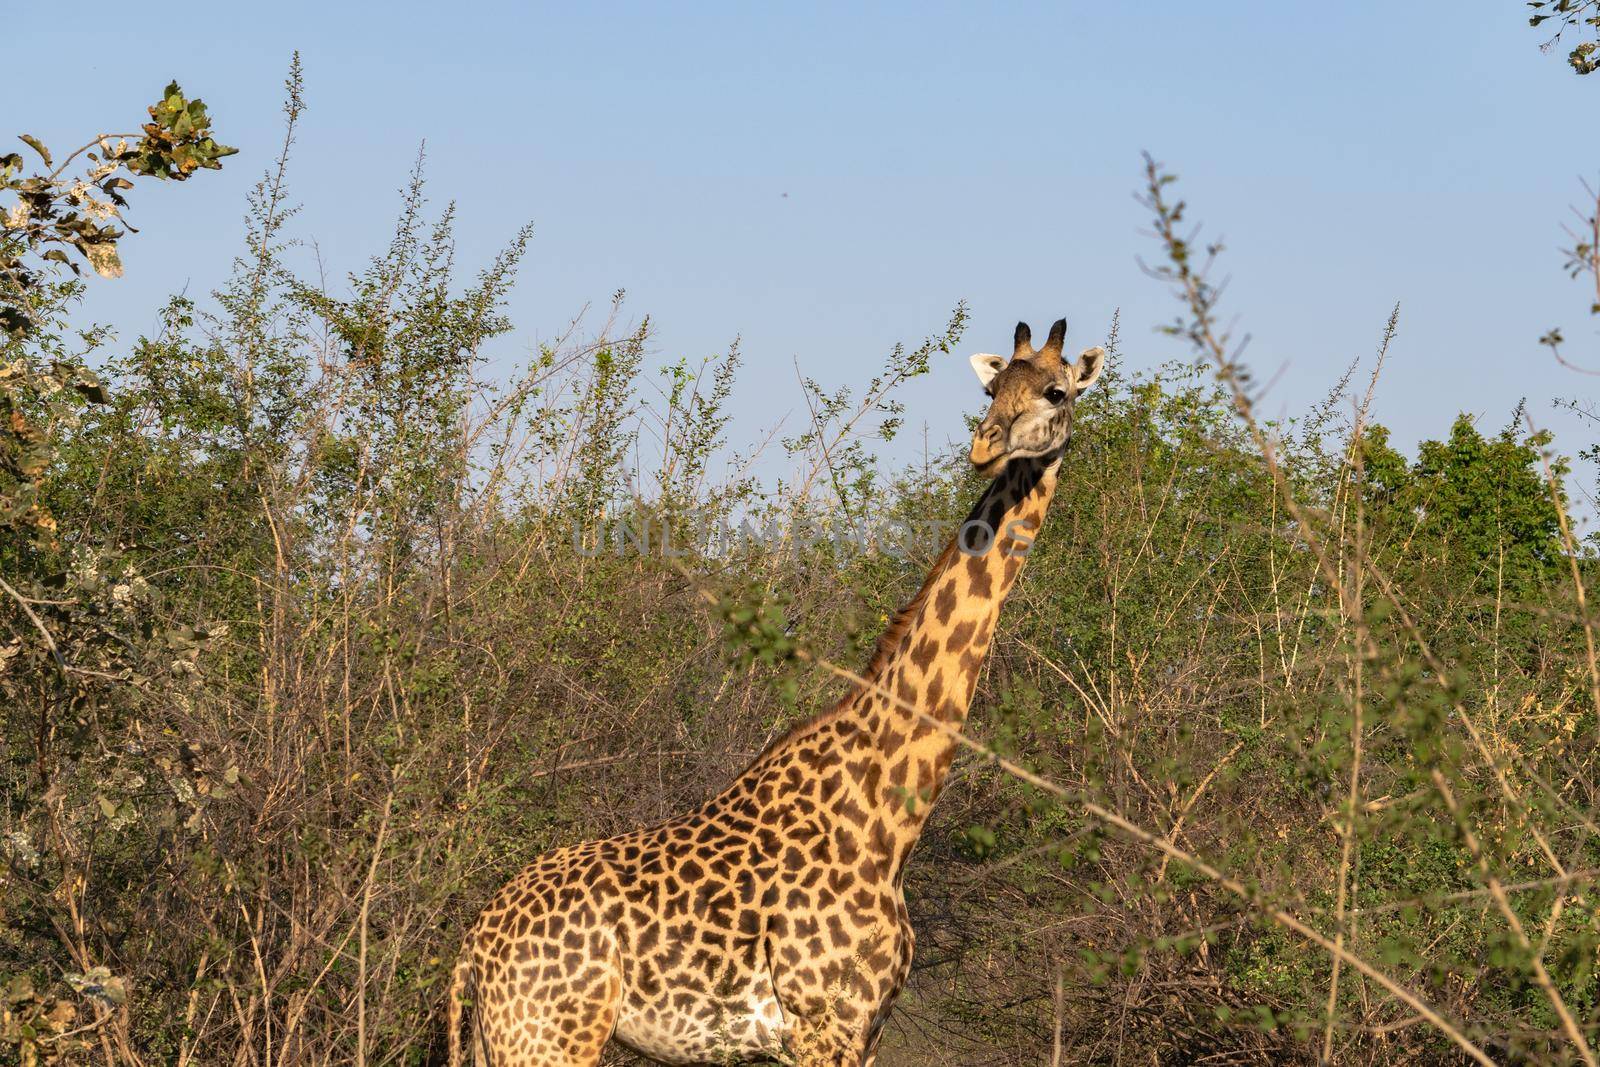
<box><xmin>1044</xmin><ymin>386</ymin><xmax>1067</xmax><ymax>405</ymax></box>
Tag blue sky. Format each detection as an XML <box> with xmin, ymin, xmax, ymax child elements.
<box><xmin>15</xmin><ymin>2</ymin><xmax>1600</xmax><ymax>510</ymax></box>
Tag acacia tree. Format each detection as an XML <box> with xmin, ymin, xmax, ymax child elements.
<box><xmin>1524</xmin><ymin>3</ymin><xmax>1600</xmax><ymax>523</ymax></box>
<box><xmin>0</xmin><ymin>81</ymin><xmax>234</xmax><ymax>1065</ymax></box>
<box><xmin>1530</xmin><ymin>0</ymin><xmax>1600</xmax><ymax>74</ymax></box>
<box><xmin>1</xmin><ymin>81</ymin><xmax>235</xmax><ymax>543</ymax></box>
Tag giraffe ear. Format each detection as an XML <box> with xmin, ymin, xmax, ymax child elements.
<box><xmin>1070</xmin><ymin>346</ymin><xmax>1106</xmax><ymax>392</ymax></box>
<box><xmin>969</xmin><ymin>352</ymin><xmax>1006</xmax><ymax>388</ymax></box>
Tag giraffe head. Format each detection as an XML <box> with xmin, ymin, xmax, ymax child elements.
<box><xmin>966</xmin><ymin>318</ymin><xmax>1105</xmax><ymax>477</ymax></box>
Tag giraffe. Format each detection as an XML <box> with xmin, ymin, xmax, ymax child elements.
<box><xmin>450</xmin><ymin>318</ymin><xmax>1107</xmax><ymax>1067</ymax></box>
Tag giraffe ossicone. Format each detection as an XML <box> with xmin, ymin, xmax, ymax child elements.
<box><xmin>450</xmin><ymin>320</ymin><xmax>1107</xmax><ymax>1066</ymax></box>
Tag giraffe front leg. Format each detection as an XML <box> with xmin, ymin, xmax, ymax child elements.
<box><xmin>782</xmin><ymin>1013</ymin><xmax>871</xmax><ymax>1067</ymax></box>
<box><xmin>770</xmin><ymin>965</ymin><xmax>881</xmax><ymax>1067</ymax></box>
<box><xmin>768</xmin><ymin>920</ymin><xmax>906</xmax><ymax>1067</ymax></box>
<box><xmin>859</xmin><ymin>1007</ymin><xmax>893</xmax><ymax>1067</ymax></box>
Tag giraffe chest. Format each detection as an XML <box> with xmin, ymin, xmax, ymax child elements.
<box><xmin>611</xmin><ymin>963</ymin><xmax>786</xmax><ymax>1064</ymax></box>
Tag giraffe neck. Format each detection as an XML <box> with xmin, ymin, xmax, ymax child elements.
<box><xmin>843</xmin><ymin>455</ymin><xmax>1059</xmax><ymax>865</ymax></box>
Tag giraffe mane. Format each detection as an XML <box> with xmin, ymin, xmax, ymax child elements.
<box><xmin>727</xmin><ymin>538</ymin><xmax>961</xmax><ymax>780</ymax></box>
<box><xmin>731</xmin><ymin>460</ymin><xmax>1041</xmax><ymax>778</ymax></box>
<box><xmin>861</xmin><ymin>537</ymin><xmax>961</xmax><ymax>683</ymax></box>
<box><xmin>862</xmin><ymin>458</ymin><xmax>1045</xmax><ymax>682</ymax></box>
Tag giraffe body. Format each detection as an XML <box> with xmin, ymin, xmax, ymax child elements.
<box><xmin>453</xmin><ymin>321</ymin><xmax>1106</xmax><ymax>1066</ymax></box>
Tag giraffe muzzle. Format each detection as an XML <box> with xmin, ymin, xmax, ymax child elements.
<box><xmin>969</xmin><ymin>422</ymin><xmax>1008</xmax><ymax>472</ymax></box>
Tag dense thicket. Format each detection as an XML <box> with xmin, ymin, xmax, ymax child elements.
<box><xmin>4</xmin><ymin>79</ymin><xmax>1600</xmax><ymax>1067</ymax></box>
